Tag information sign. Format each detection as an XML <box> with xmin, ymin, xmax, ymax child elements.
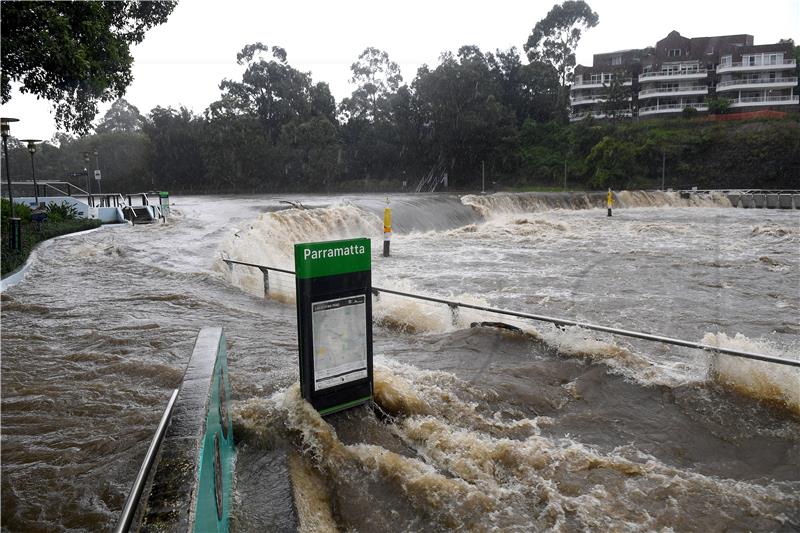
<box><xmin>294</xmin><ymin>238</ymin><xmax>373</xmax><ymax>415</ymax></box>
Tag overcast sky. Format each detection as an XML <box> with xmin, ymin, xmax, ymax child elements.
<box><xmin>2</xmin><ymin>0</ymin><xmax>799</xmax><ymax>141</ymax></box>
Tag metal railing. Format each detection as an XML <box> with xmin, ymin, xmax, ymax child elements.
<box><xmin>717</xmin><ymin>59</ymin><xmax>796</xmax><ymax>72</ymax></box>
<box><xmin>638</xmin><ymin>85</ymin><xmax>708</xmax><ymax>97</ymax></box>
<box><xmin>639</xmin><ymin>102</ymin><xmax>708</xmax><ymax>114</ymax></box>
<box><xmin>729</xmin><ymin>95</ymin><xmax>800</xmax><ymax>105</ymax></box>
<box><xmin>639</xmin><ymin>69</ymin><xmax>707</xmax><ymax>80</ymax></box>
<box><xmin>115</xmin><ymin>389</ymin><xmax>179</xmax><ymax>533</ymax></box>
<box><xmin>221</xmin><ymin>258</ymin><xmax>799</xmax><ymax>369</ymax></box>
<box><xmin>716</xmin><ymin>77</ymin><xmax>798</xmax><ymax>88</ymax></box>
<box><xmin>572</xmin><ymin>77</ymin><xmax>633</xmax><ymax>87</ymax></box>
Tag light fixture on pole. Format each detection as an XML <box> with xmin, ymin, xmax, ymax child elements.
<box><xmin>21</xmin><ymin>139</ymin><xmax>42</xmax><ymax>205</ymax></box>
<box><xmin>82</xmin><ymin>151</ymin><xmax>91</xmax><ymax>196</ymax></box>
<box><xmin>93</xmin><ymin>148</ymin><xmax>101</xmax><ymax>194</ymax></box>
<box><xmin>1</xmin><ymin>117</ymin><xmax>22</xmax><ymax>250</ymax></box>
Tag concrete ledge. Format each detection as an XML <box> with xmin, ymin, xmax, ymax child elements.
<box><xmin>138</xmin><ymin>327</ymin><xmax>234</xmax><ymax>532</ymax></box>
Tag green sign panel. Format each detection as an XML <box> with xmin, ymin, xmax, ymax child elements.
<box><xmin>294</xmin><ymin>237</ymin><xmax>373</xmax><ymax>415</ymax></box>
<box><xmin>294</xmin><ymin>238</ymin><xmax>371</xmax><ymax>279</ymax></box>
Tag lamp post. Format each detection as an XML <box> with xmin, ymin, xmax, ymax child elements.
<box><xmin>1</xmin><ymin>117</ymin><xmax>22</xmax><ymax>250</ymax></box>
<box><xmin>93</xmin><ymin>148</ymin><xmax>101</xmax><ymax>194</ymax></box>
<box><xmin>21</xmin><ymin>139</ymin><xmax>42</xmax><ymax>204</ymax></box>
<box><xmin>82</xmin><ymin>151</ymin><xmax>91</xmax><ymax>197</ymax></box>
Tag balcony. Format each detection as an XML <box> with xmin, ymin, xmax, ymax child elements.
<box><xmin>716</xmin><ymin>59</ymin><xmax>796</xmax><ymax>73</ymax></box>
<box><xmin>570</xmin><ymin>94</ymin><xmax>606</xmax><ymax>105</ymax></box>
<box><xmin>569</xmin><ymin>109</ymin><xmax>632</xmax><ymax>122</ymax></box>
<box><xmin>716</xmin><ymin>77</ymin><xmax>798</xmax><ymax>92</ymax></box>
<box><xmin>728</xmin><ymin>95</ymin><xmax>800</xmax><ymax>108</ymax></box>
<box><xmin>570</xmin><ymin>94</ymin><xmax>633</xmax><ymax>105</ymax></box>
<box><xmin>638</xmin><ymin>69</ymin><xmax>707</xmax><ymax>82</ymax></box>
<box><xmin>638</xmin><ymin>85</ymin><xmax>708</xmax><ymax>99</ymax></box>
<box><xmin>639</xmin><ymin>102</ymin><xmax>709</xmax><ymax>116</ymax></box>
<box><xmin>571</xmin><ymin>78</ymin><xmax>633</xmax><ymax>90</ymax></box>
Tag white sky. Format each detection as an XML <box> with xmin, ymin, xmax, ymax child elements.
<box><xmin>2</xmin><ymin>0</ymin><xmax>798</xmax><ymax>141</ymax></box>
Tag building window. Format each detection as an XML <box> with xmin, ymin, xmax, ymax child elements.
<box><xmin>590</xmin><ymin>74</ymin><xmax>601</xmax><ymax>84</ymax></box>
<box><xmin>612</xmin><ymin>55</ymin><xmax>622</xmax><ymax>65</ymax></box>
<box><xmin>720</xmin><ymin>55</ymin><xmax>732</xmax><ymax>67</ymax></box>
<box><xmin>668</xmin><ymin>49</ymin><xmax>682</xmax><ymax>57</ymax></box>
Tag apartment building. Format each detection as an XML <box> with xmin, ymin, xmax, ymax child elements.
<box><xmin>570</xmin><ymin>31</ymin><xmax>798</xmax><ymax>120</ymax></box>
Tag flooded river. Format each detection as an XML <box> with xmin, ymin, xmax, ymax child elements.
<box><xmin>1</xmin><ymin>192</ymin><xmax>798</xmax><ymax>531</ymax></box>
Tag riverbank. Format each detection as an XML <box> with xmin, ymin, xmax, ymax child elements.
<box><xmin>1</xmin><ymin>200</ymin><xmax>103</xmax><ymax>277</ymax></box>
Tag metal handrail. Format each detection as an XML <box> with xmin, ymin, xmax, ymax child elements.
<box><xmin>638</xmin><ymin>86</ymin><xmax>708</xmax><ymax>96</ymax></box>
<box><xmin>716</xmin><ymin>77</ymin><xmax>797</xmax><ymax>88</ymax></box>
<box><xmin>717</xmin><ymin>59</ymin><xmax>796</xmax><ymax>72</ymax></box>
<box><xmin>115</xmin><ymin>388</ymin><xmax>179</xmax><ymax>533</ymax></box>
<box><xmin>639</xmin><ymin>69</ymin><xmax>707</xmax><ymax>80</ymax></box>
<box><xmin>221</xmin><ymin>258</ymin><xmax>800</xmax><ymax>368</ymax></box>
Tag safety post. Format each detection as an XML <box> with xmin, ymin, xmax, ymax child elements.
<box><xmin>607</xmin><ymin>188</ymin><xmax>613</xmax><ymax>217</ymax></box>
<box><xmin>383</xmin><ymin>197</ymin><xmax>391</xmax><ymax>257</ymax></box>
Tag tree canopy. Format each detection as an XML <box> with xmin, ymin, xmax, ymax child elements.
<box><xmin>1</xmin><ymin>0</ymin><xmax>176</xmax><ymax>133</ymax></box>
<box><xmin>524</xmin><ymin>0</ymin><xmax>599</xmax><ymax>111</ymax></box>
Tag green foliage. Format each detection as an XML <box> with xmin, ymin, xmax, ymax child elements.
<box><xmin>1</xmin><ymin>1</ymin><xmax>176</xmax><ymax>133</ymax></box>
<box><xmin>1</xmin><ymin>215</ymin><xmax>101</xmax><ymax>276</ymax></box>
<box><xmin>707</xmin><ymin>97</ymin><xmax>731</xmax><ymax>115</ymax></box>
<box><xmin>1</xmin><ymin>199</ymin><xmax>32</xmax><ymax>223</ymax></box>
<box><xmin>524</xmin><ymin>0</ymin><xmax>599</xmax><ymax>111</ymax></box>
<box><xmin>96</xmin><ymin>98</ymin><xmax>145</xmax><ymax>134</ymax></box>
<box><xmin>44</xmin><ymin>202</ymin><xmax>79</xmax><ymax>223</ymax></box>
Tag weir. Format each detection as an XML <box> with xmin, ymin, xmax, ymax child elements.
<box><xmin>703</xmin><ymin>189</ymin><xmax>800</xmax><ymax>210</ymax></box>
<box><xmin>222</xmin><ymin>258</ymin><xmax>800</xmax><ymax>369</ymax></box>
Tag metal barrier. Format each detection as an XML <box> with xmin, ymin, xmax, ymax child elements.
<box><xmin>115</xmin><ymin>389</ymin><xmax>179</xmax><ymax>533</ymax></box>
<box><xmin>222</xmin><ymin>258</ymin><xmax>799</xmax><ymax>369</ymax></box>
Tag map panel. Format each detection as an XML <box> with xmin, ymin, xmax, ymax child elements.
<box><xmin>311</xmin><ymin>295</ymin><xmax>368</xmax><ymax>391</ymax></box>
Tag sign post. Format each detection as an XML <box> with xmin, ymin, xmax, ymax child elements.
<box><xmin>294</xmin><ymin>238</ymin><xmax>373</xmax><ymax>415</ymax></box>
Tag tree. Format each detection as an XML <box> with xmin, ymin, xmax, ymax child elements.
<box><xmin>707</xmin><ymin>97</ymin><xmax>731</xmax><ymax>115</ymax></box>
<box><xmin>1</xmin><ymin>1</ymin><xmax>176</xmax><ymax>133</ymax></box>
<box><xmin>96</xmin><ymin>98</ymin><xmax>145</xmax><ymax>134</ymax></box>
<box><xmin>524</xmin><ymin>1</ymin><xmax>599</xmax><ymax>110</ymax></box>
<box><xmin>340</xmin><ymin>47</ymin><xmax>403</xmax><ymax>122</ymax></box>
<box><xmin>600</xmin><ymin>78</ymin><xmax>631</xmax><ymax>122</ymax></box>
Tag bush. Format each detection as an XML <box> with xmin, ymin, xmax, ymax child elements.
<box><xmin>1</xmin><ymin>215</ymin><xmax>102</xmax><ymax>276</ymax></box>
<box><xmin>1</xmin><ymin>198</ymin><xmax>32</xmax><ymax>223</ymax></box>
<box><xmin>45</xmin><ymin>201</ymin><xmax>79</xmax><ymax>223</ymax></box>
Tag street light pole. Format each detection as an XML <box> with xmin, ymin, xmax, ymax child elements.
<box><xmin>1</xmin><ymin>117</ymin><xmax>19</xmax><ymax>216</ymax></box>
<box><xmin>93</xmin><ymin>148</ymin><xmax>101</xmax><ymax>194</ymax></box>
<box><xmin>661</xmin><ymin>150</ymin><xmax>666</xmax><ymax>191</ymax></box>
<box><xmin>2</xmin><ymin>117</ymin><xmax>22</xmax><ymax>251</ymax></box>
<box><xmin>82</xmin><ymin>151</ymin><xmax>91</xmax><ymax>197</ymax></box>
<box><xmin>21</xmin><ymin>139</ymin><xmax>42</xmax><ymax>204</ymax></box>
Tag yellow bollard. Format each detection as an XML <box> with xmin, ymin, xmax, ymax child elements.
<box><xmin>607</xmin><ymin>188</ymin><xmax>613</xmax><ymax>217</ymax></box>
<box><xmin>383</xmin><ymin>197</ymin><xmax>391</xmax><ymax>257</ymax></box>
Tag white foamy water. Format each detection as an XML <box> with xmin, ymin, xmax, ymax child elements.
<box><xmin>2</xmin><ymin>192</ymin><xmax>798</xmax><ymax>531</ymax></box>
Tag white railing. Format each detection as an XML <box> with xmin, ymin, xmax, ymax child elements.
<box><xmin>638</xmin><ymin>85</ymin><xmax>708</xmax><ymax>97</ymax></box>
<box><xmin>572</xmin><ymin>78</ymin><xmax>633</xmax><ymax>87</ymax></box>
<box><xmin>716</xmin><ymin>77</ymin><xmax>798</xmax><ymax>88</ymax></box>
<box><xmin>570</xmin><ymin>95</ymin><xmax>606</xmax><ymax>103</ymax></box>
<box><xmin>728</xmin><ymin>95</ymin><xmax>800</xmax><ymax>106</ymax></box>
<box><xmin>639</xmin><ymin>69</ymin><xmax>707</xmax><ymax>80</ymax></box>
<box><xmin>569</xmin><ymin>109</ymin><xmax>632</xmax><ymax>121</ymax></box>
<box><xmin>716</xmin><ymin>59</ymin><xmax>796</xmax><ymax>72</ymax></box>
<box><xmin>639</xmin><ymin>102</ymin><xmax>709</xmax><ymax>115</ymax></box>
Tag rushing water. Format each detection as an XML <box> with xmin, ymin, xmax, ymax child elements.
<box><xmin>1</xmin><ymin>192</ymin><xmax>798</xmax><ymax>531</ymax></box>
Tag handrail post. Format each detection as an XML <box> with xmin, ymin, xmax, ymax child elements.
<box><xmin>259</xmin><ymin>267</ymin><xmax>270</xmax><ymax>297</ymax></box>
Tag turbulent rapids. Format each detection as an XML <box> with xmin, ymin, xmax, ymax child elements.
<box><xmin>2</xmin><ymin>191</ymin><xmax>799</xmax><ymax>531</ymax></box>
